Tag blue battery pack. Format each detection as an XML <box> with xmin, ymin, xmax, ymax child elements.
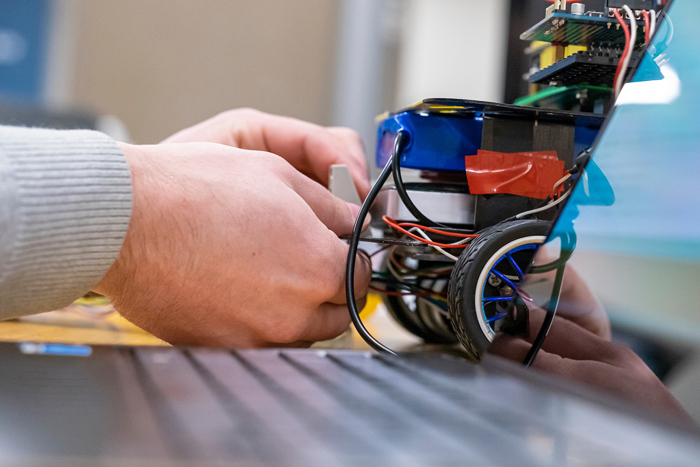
<box><xmin>376</xmin><ymin>99</ymin><xmax>605</xmax><ymax>173</ymax></box>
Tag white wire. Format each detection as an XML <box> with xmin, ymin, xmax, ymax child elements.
<box><xmin>407</xmin><ymin>227</ymin><xmax>473</xmax><ymax>247</ymax></box>
<box><xmin>552</xmin><ymin>173</ymin><xmax>571</xmax><ymax>193</ymax></box>
<box><xmin>408</xmin><ymin>228</ymin><xmax>461</xmax><ymax>262</ymax></box>
<box><xmin>516</xmin><ymin>190</ymin><xmax>571</xmax><ymax>219</ymax></box>
<box><xmin>386</xmin><ymin>252</ymin><xmax>416</xmax><ymax>281</ymax></box>
<box><xmin>616</xmin><ymin>6</ymin><xmax>637</xmax><ymax>98</ymax></box>
<box><xmin>446</xmin><ymin>236</ymin><xmax>473</xmax><ymax>246</ymax></box>
<box><xmin>649</xmin><ymin>9</ymin><xmax>657</xmax><ymax>40</ymax></box>
<box><xmin>615</xmin><ymin>6</ymin><xmax>637</xmax><ymax>100</ymax></box>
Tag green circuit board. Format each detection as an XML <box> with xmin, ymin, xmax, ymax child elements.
<box><xmin>521</xmin><ymin>12</ymin><xmax>646</xmax><ymax>48</ymax></box>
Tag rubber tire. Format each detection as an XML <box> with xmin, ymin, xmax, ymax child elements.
<box><xmin>447</xmin><ymin>219</ymin><xmax>551</xmax><ymax>360</ymax></box>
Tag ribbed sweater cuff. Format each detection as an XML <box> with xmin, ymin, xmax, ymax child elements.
<box><xmin>0</xmin><ymin>127</ymin><xmax>132</xmax><ymax>318</ymax></box>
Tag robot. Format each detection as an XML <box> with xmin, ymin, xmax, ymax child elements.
<box><xmin>345</xmin><ymin>99</ymin><xmax>602</xmax><ymax>360</ymax></box>
<box><xmin>346</xmin><ymin>0</ymin><xmax>668</xmax><ymax>361</ymax></box>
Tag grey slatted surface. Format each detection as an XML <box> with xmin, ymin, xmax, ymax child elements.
<box><xmin>0</xmin><ymin>344</ymin><xmax>698</xmax><ymax>466</ymax></box>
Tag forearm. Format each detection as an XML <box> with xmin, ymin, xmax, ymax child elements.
<box><xmin>0</xmin><ymin>126</ymin><xmax>131</xmax><ymax>319</ymax></box>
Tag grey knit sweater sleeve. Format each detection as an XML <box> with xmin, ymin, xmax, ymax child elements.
<box><xmin>0</xmin><ymin>126</ymin><xmax>132</xmax><ymax>319</ymax></box>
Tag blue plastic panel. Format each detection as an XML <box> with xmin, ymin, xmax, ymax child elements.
<box><xmin>376</xmin><ymin>111</ymin><xmax>483</xmax><ymax>172</ymax></box>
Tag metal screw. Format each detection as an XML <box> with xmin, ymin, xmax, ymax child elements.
<box><xmin>488</xmin><ymin>274</ymin><xmax>503</xmax><ymax>287</ymax></box>
<box><xmin>500</xmin><ymin>286</ymin><xmax>514</xmax><ymax>297</ymax></box>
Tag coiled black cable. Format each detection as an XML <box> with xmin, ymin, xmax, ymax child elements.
<box><xmin>345</xmin><ymin>134</ymin><xmax>409</xmax><ymax>355</ymax></box>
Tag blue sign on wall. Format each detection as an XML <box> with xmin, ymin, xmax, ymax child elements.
<box><xmin>0</xmin><ymin>0</ymin><xmax>49</xmax><ymax>103</ymax></box>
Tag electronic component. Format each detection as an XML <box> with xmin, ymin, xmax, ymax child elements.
<box><xmin>372</xmin><ymin>185</ymin><xmax>477</xmax><ymax>227</ymax></box>
<box><xmin>518</xmin><ymin>0</ymin><xmax>666</xmax><ymax>113</ymax></box>
<box><xmin>605</xmin><ymin>0</ymin><xmax>656</xmax><ymax>11</ymax></box>
<box><xmin>521</xmin><ymin>12</ymin><xmax>646</xmax><ymax>47</ymax></box>
<box><xmin>545</xmin><ymin>0</ymin><xmax>571</xmax><ymax>18</ymax></box>
<box><xmin>529</xmin><ymin>50</ymin><xmax>643</xmax><ymax>86</ymax></box>
<box><xmin>571</xmin><ymin>3</ymin><xmax>586</xmax><ymax>15</ymax></box>
<box><xmin>515</xmin><ymin>84</ymin><xmax>615</xmax><ymax>114</ymax></box>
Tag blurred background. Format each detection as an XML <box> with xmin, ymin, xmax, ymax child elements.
<box><xmin>0</xmin><ymin>0</ymin><xmax>560</xmax><ymax>169</ymax></box>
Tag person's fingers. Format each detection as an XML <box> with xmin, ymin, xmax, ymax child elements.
<box><xmin>528</xmin><ymin>254</ymin><xmax>611</xmax><ymax>340</ymax></box>
<box><xmin>490</xmin><ymin>333</ymin><xmax>614</xmax><ymax>383</ymax></box>
<box><xmin>491</xmin><ymin>333</ymin><xmax>605</xmax><ymax>382</ymax></box>
<box><xmin>160</xmin><ymin>109</ymin><xmax>372</xmax><ymax>199</ymax></box>
<box><xmin>235</xmin><ymin>115</ymin><xmax>371</xmax><ymax>199</ymax></box>
<box><xmin>289</xmin><ymin>296</ymin><xmax>367</xmax><ymax>345</ymax></box>
<box><xmin>491</xmin><ymin>333</ymin><xmax>556</xmax><ymax>366</ymax></box>
<box><xmin>256</xmin><ymin>115</ymin><xmax>369</xmax><ymax>198</ymax></box>
<box><xmin>299</xmin><ymin>303</ymin><xmax>353</xmax><ymax>343</ymax></box>
<box><xmin>491</xmin><ymin>333</ymin><xmax>693</xmax><ymax>420</ymax></box>
<box><xmin>556</xmin><ymin>266</ymin><xmax>612</xmax><ymax>340</ymax></box>
<box><xmin>296</xmin><ymin>127</ymin><xmax>370</xmax><ymax>200</ymax></box>
<box><xmin>324</xmin><ymin>245</ymin><xmax>372</xmax><ymax>306</ymax></box>
<box><xmin>497</xmin><ymin>306</ymin><xmax>628</xmax><ymax>366</ymax></box>
<box><xmin>279</xmin><ymin>166</ymin><xmax>371</xmax><ymax>305</ymax></box>
<box><xmin>284</xmin><ymin>167</ymin><xmax>366</xmax><ymax>236</ymax></box>
<box><xmin>326</xmin><ymin>127</ymin><xmax>371</xmax><ymax>199</ymax></box>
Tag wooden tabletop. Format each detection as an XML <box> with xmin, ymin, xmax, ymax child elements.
<box><xmin>0</xmin><ymin>294</ymin><xmax>470</xmax><ymax>359</ymax></box>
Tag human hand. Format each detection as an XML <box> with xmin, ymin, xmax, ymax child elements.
<box><xmin>163</xmin><ymin>108</ymin><xmax>371</xmax><ymax>199</ymax></box>
<box><xmin>94</xmin><ymin>142</ymin><xmax>371</xmax><ymax>348</ymax></box>
<box><xmin>527</xmin><ymin>250</ymin><xmax>611</xmax><ymax>340</ymax></box>
<box><xmin>556</xmin><ymin>265</ymin><xmax>611</xmax><ymax>340</ymax></box>
<box><xmin>489</xmin><ymin>307</ymin><xmax>691</xmax><ymax>420</ymax></box>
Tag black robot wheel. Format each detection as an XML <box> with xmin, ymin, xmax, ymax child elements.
<box><xmin>447</xmin><ymin>219</ymin><xmax>551</xmax><ymax>360</ymax></box>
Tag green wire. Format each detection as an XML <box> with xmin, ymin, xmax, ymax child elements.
<box><xmin>514</xmin><ymin>84</ymin><xmax>612</xmax><ymax>107</ymax></box>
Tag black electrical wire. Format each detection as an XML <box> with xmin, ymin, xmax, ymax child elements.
<box><xmin>391</xmin><ymin>133</ymin><xmax>448</xmax><ymax>228</ymax></box>
<box><xmin>523</xmin><ymin>264</ymin><xmax>565</xmax><ymax>367</ymax></box>
<box><xmin>346</xmin><ymin>138</ymin><xmax>401</xmax><ymax>355</ymax></box>
<box><xmin>529</xmin><ymin>248</ymin><xmax>574</xmax><ymax>274</ymax></box>
<box><xmin>522</xmin><ymin>230</ymin><xmax>576</xmax><ymax>366</ymax></box>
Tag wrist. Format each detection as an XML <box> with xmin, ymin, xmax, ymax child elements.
<box><xmin>93</xmin><ymin>142</ymin><xmax>142</xmax><ymax>297</ymax></box>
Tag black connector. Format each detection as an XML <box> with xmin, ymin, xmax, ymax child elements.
<box><xmin>500</xmin><ymin>297</ymin><xmax>530</xmax><ymax>338</ymax></box>
<box><xmin>605</xmin><ymin>0</ymin><xmax>656</xmax><ymax>12</ymax></box>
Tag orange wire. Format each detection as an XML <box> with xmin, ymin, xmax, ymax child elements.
<box><xmin>394</xmin><ymin>221</ymin><xmax>479</xmax><ymax>238</ymax></box>
<box><xmin>382</xmin><ymin>216</ymin><xmax>472</xmax><ymax>249</ymax></box>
